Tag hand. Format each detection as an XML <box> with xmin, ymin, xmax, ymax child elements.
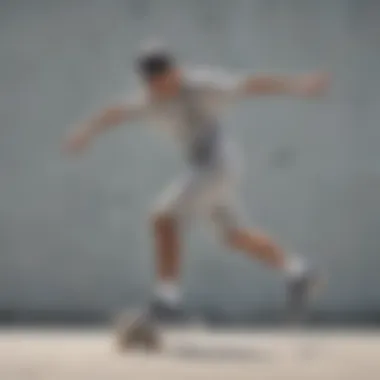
<box><xmin>63</xmin><ymin>127</ymin><xmax>93</xmax><ymax>154</ymax></box>
<box><xmin>295</xmin><ymin>72</ymin><xmax>331</xmax><ymax>97</ymax></box>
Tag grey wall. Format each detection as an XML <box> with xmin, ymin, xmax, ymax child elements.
<box><xmin>1</xmin><ymin>0</ymin><xmax>380</xmax><ymax>322</ymax></box>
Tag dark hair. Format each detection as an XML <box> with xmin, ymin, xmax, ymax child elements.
<box><xmin>135</xmin><ymin>45</ymin><xmax>175</xmax><ymax>80</ymax></box>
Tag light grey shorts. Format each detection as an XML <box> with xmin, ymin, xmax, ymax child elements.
<box><xmin>153</xmin><ymin>141</ymin><xmax>244</xmax><ymax>231</ymax></box>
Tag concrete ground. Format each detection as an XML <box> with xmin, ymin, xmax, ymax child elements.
<box><xmin>0</xmin><ymin>327</ymin><xmax>379</xmax><ymax>380</ymax></box>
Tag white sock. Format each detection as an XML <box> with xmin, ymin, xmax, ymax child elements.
<box><xmin>154</xmin><ymin>280</ymin><xmax>182</xmax><ymax>306</ymax></box>
<box><xmin>285</xmin><ymin>254</ymin><xmax>308</xmax><ymax>278</ymax></box>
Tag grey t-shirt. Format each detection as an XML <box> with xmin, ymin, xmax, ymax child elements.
<box><xmin>126</xmin><ymin>67</ymin><xmax>246</xmax><ymax>167</ymax></box>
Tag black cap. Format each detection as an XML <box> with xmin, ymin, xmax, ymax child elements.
<box><xmin>135</xmin><ymin>42</ymin><xmax>175</xmax><ymax>80</ymax></box>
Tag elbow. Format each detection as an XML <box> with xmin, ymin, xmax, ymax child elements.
<box><xmin>102</xmin><ymin>106</ymin><xmax>128</xmax><ymax>126</ymax></box>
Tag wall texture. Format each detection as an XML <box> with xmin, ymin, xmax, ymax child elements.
<box><xmin>1</xmin><ymin>0</ymin><xmax>380</xmax><ymax>322</ymax></box>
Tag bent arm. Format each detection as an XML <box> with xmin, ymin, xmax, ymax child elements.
<box><xmin>64</xmin><ymin>95</ymin><xmax>148</xmax><ymax>153</ymax></box>
<box><xmin>239</xmin><ymin>72</ymin><xmax>330</xmax><ymax>97</ymax></box>
<box><xmin>78</xmin><ymin>103</ymin><xmax>139</xmax><ymax>138</ymax></box>
<box><xmin>201</xmin><ymin>67</ymin><xmax>329</xmax><ymax>102</ymax></box>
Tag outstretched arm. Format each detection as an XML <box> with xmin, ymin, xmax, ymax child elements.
<box><xmin>240</xmin><ymin>72</ymin><xmax>330</xmax><ymax>97</ymax></box>
<box><xmin>63</xmin><ymin>98</ymin><xmax>146</xmax><ymax>154</ymax></box>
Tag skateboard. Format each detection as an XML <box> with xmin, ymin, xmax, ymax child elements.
<box><xmin>114</xmin><ymin>309</ymin><xmax>162</xmax><ymax>352</ymax></box>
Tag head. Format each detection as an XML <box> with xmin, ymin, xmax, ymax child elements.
<box><xmin>135</xmin><ymin>43</ymin><xmax>181</xmax><ymax>97</ymax></box>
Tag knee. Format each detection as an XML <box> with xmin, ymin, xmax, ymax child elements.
<box><xmin>210</xmin><ymin>206</ymin><xmax>240</xmax><ymax>246</ymax></box>
<box><xmin>222</xmin><ymin>228</ymin><xmax>241</xmax><ymax>247</ymax></box>
<box><xmin>150</xmin><ymin>211</ymin><xmax>177</xmax><ymax>232</ymax></box>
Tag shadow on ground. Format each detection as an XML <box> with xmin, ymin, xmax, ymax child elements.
<box><xmin>167</xmin><ymin>344</ymin><xmax>273</xmax><ymax>362</ymax></box>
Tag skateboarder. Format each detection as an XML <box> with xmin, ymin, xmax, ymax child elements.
<box><xmin>64</xmin><ymin>42</ymin><xmax>329</xmax><ymax>326</ymax></box>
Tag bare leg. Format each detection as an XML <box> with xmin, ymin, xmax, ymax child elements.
<box><xmin>224</xmin><ymin>226</ymin><xmax>318</xmax><ymax>322</ymax></box>
<box><xmin>225</xmin><ymin>228</ymin><xmax>286</xmax><ymax>270</ymax></box>
<box><xmin>152</xmin><ymin>213</ymin><xmax>180</xmax><ymax>281</ymax></box>
<box><xmin>149</xmin><ymin>213</ymin><xmax>185</xmax><ymax>322</ymax></box>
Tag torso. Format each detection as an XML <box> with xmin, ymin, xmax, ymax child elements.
<box><xmin>145</xmin><ymin>71</ymin><xmax>227</xmax><ymax>168</ymax></box>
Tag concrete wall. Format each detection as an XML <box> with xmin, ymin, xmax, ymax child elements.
<box><xmin>1</xmin><ymin>0</ymin><xmax>380</xmax><ymax>322</ymax></box>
